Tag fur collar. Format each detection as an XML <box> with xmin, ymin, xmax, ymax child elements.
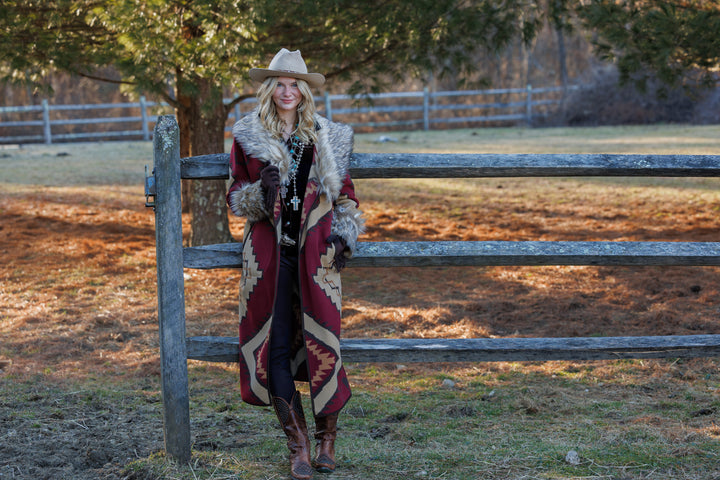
<box><xmin>231</xmin><ymin>109</ymin><xmax>353</xmax><ymax>200</ymax></box>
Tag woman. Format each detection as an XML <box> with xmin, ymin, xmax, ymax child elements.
<box><xmin>226</xmin><ymin>48</ymin><xmax>364</xmax><ymax>480</ymax></box>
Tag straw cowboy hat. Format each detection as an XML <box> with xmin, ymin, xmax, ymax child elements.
<box><xmin>249</xmin><ymin>48</ymin><xmax>325</xmax><ymax>88</ymax></box>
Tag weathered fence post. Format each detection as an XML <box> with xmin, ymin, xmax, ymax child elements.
<box><xmin>423</xmin><ymin>87</ymin><xmax>430</xmax><ymax>131</ymax></box>
<box><xmin>525</xmin><ymin>84</ymin><xmax>533</xmax><ymax>126</ymax></box>
<box><xmin>153</xmin><ymin>115</ymin><xmax>191</xmax><ymax>463</ymax></box>
<box><xmin>42</xmin><ymin>99</ymin><xmax>51</xmax><ymax>144</ymax></box>
<box><xmin>324</xmin><ymin>91</ymin><xmax>333</xmax><ymax>121</ymax></box>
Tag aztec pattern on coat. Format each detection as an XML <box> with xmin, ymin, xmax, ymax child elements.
<box><xmin>226</xmin><ymin>109</ymin><xmax>364</xmax><ymax>416</ymax></box>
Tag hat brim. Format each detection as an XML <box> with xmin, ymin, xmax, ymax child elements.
<box><xmin>248</xmin><ymin>68</ymin><xmax>325</xmax><ymax>88</ymax></box>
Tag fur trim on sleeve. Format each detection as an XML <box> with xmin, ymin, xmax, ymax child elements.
<box><xmin>331</xmin><ymin>201</ymin><xmax>365</xmax><ymax>256</ymax></box>
<box><xmin>228</xmin><ymin>181</ymin><xmax>269</xmax><ymax>223</ymax></box>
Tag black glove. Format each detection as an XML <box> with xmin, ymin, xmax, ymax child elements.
<box><xmin>260</xmin><ymin>164</ymin><xmax>280</xmax><ymax>213</ymax></box>
<box><xmin>327</xmin><ymin>234</ymin><xmax>347</xmax><ymax>272</ymax></box>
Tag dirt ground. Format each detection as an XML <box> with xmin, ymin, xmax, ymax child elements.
<box><xmin>0</xmin><ymin>185</ymin><xmax>165</xmax><ymax>479</ymax></box>
<box><xmin>2</xmin><ymin>131</ymin><xmax>720</xmax><ymax>478</ymax></box>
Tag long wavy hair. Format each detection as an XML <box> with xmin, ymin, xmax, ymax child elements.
<box><xmin>256</xmin><ymin>77</ymin><xmax>318</xmax><ymax>144</ymax></box>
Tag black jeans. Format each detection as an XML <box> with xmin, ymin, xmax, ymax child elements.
<box><xmin>269</xmin><ymin>248</ymin><xmax>299</xmax><ymax>402</ymax></box>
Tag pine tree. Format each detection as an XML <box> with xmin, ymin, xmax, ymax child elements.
<box><xmin>1</xmin><ymin>0</ymin><xmax>542</xmax><ymax>244</ymax></box>
<box><xmin>577</xmin><ymin>0</ymin><xmax>720</xmax><ymax>90</ymax></box>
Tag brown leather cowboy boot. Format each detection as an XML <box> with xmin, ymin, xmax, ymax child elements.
<box><xmin>272</xmin><ymin>392</ymin><xmax>314</xmax><ymax>480</ymax></box>
<box><xmin>313</xmin><ymin>413</ymin><xmax>338</xmax><ymax>473</ymax></box>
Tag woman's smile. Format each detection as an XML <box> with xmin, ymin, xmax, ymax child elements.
<box><xmin>273</xmin><ymin>76</ymin><xmax>302</xmax><ymax>113</ymax></box>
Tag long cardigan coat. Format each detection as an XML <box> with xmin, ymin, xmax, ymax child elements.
<box><xmin>226</xmin><ymin>109</ymin><xmax>364</xmax><ymax>416</ymax></box>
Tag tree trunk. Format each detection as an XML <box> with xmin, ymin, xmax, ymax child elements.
<box><xmin>177</xmin><ymin>76</ymin><xmax>233</xmax><ymax>247</ymax></box>
<box><xmin>555</xmin><ymin>25</ymin><xmax>568</xmax><ymax>89</ymax></box>
<box><xmin>553</xmin><ymin>3</ymin><xmax>569</xmax><ymax>119</ymax></box>
<box><xmin>176</xmin><ymin>74</ymin><xmax>192</xmax><ymax>214</ymax></box>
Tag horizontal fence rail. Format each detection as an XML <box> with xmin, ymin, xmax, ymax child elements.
<box><xmin>183</xmin><ymin>240</ymin><xmax>720</xmax><ymax>270</ymax></box>
<box><xmin>186</xmin><ymin>335</ymin><xmax>720</xmax><ymax>364</ymax></box>
<box><xmin>1</xmin><ymin>85</ymin><xmax>574</xmax><ymax>144</ymax></box>
<box><xmin>180</xmin><ymin>152</ymin><xmax>720</xmax><ymax>180</ymax></box>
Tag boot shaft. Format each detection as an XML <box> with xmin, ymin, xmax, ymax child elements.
<box><xmin>273</xmin><ymin>392</ymin><xmax>313</xmax><ymax>480</ymax></box>
<box><xmin>314</xmin><ymin>412</ymin><xmax>338</xmax><ymax>440</ymax></box>
<box><xmin>313</xmin><ymin>413</ymin><xmax>338</xmax><ymax>473</ymax></box>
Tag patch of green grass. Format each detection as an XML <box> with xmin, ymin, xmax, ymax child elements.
<box><xmin>3</xmin><ymin>360</ymin><xmax>720</xmax><ymax>479</ymax></box>
<box><xmin>114</xmin><ymin>362</ymin><xmax>720</xmax><ymax>479</ymax></box>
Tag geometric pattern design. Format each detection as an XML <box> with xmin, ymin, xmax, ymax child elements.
<box><xmin>240</xmin><ymin>319</ymin><xmax>271</xmax><ymax>405</ymax></box>
<box><xmin>304</xmin><ymin>313</ymin><xmax>343</xmax><ymax>414</ymax></box>
<box><xmin>312</xmin><ymin>248</ymin><xmax>342</xmax><ymax>310</ymax></box>
<box><xmin>239</xmin><ymin>241</ymin><xmax>261</xmax><ymax>320</ymax></box>
<box><xmin>307</xmin><ymin>339</ymin><xmax>336</xmax><ymax>388</ymax></box>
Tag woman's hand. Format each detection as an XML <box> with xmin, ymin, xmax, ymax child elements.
<box><xmin>327</xmin><ymin>234</ymin><xmax>347</xmax><ymax>272</ymax></box>
<box><xmin>260</xmin><ymin>165</ymin><xmax>280</xmax><ymax>213</ymax></box>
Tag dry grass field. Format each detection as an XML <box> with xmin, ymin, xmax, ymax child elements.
<box><xmin>1</xmin><ymin>124</ymin><xmax>720</xmax><ymax>479</ymax></box>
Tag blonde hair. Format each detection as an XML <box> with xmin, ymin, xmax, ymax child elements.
<box><xmin>256</xmin><ymin>77</ymin><xmax>318</xmax><ymax>144</ymax></box>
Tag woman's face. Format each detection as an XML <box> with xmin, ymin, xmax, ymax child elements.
<box><xmin>272</xmin><ymin>76</ymin><xmax>303</xmax><ymax>115</ymax></box>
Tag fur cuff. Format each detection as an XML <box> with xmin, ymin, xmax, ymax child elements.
<box><xmin>228</xmin><ymin>181</ymin><xmax>269</xmax><ymax>222</ymax></box>
<box><xmin>331</xmin><ymin>204</ymin><xmax>365</xmax><ymax>256</ymax></box>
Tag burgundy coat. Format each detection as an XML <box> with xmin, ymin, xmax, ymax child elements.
<box><xmin>226</xmin><ymin>110</ymin><xmax>364</xmax><ymax>416</ymax></box>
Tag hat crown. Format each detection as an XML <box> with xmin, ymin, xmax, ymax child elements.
<box><xmin>267</xmin><ymin>48</ymin><xmax>308</xmax><ymax>75</ymax></box>
<box><xmin>248</xmin><ymin>48</ymin><xmax>325</xmax><ymax>88</ymax></box>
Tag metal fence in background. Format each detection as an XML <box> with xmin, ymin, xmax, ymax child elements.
<box><xmin>0</xmin><ymin>85</ymin><xmax>576</xmax><ymax>144</ymax></box>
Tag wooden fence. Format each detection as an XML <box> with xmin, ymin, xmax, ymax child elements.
<box><xmin>0</xmin><ymin>97</ymin><xmax>156</xmax><ymax>144</ymax></box>
<box><xmin>147</xmin><ymin>115</ymin><xmax>720</xmax><ymax>463</ymax></box>
<box><xmin>0</xmin><ymin>85</ymin><xmax>573</xmax><ymax>144</ymax></box>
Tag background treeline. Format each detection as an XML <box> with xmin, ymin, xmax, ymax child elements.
<box><xmin>3</xmin><ymin>23</ymin><xmax>718</xmax><ymax>128</ymax></box>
